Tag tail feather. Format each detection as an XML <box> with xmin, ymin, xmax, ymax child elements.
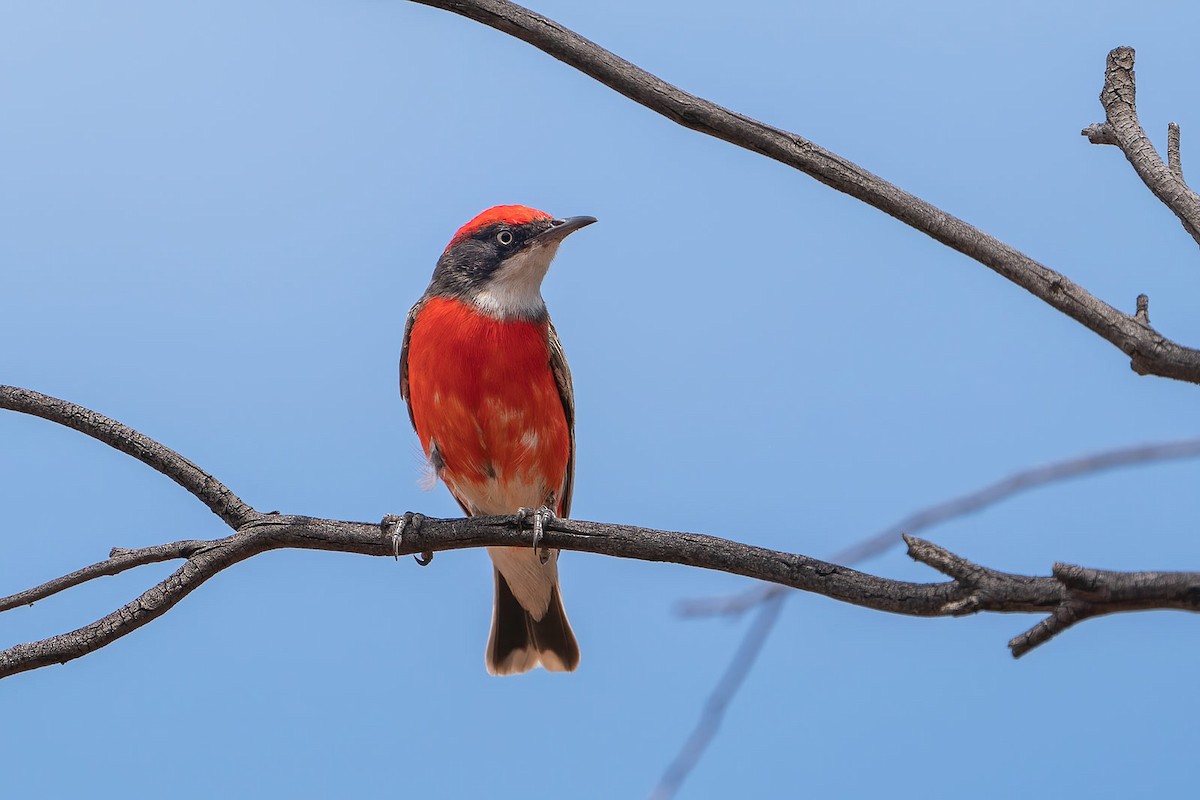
<box><xmin>486</xmin><ymin>568</ymin><xmax>579</xmax><ymax>675</ymax></box>
<box><xmin>487</xmin><ymin>568</ymin><xmax>539</xmax><ymax>675</ymax></box>
<box><xmin>529</xmin><ymin>583</ymin><xmax>580</xmax><ymax>672</ymax></box>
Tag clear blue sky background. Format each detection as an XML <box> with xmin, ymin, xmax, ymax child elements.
<box><xmin>3</xmin><ymin>1</ymin><xmax>1199</xmax><ymax>797</ymax></box>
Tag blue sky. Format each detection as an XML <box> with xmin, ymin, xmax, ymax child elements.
<box><xmin>3</xmin><ymin>1</ymin><xmax>1199</xmax><ymax>796</ymax></box>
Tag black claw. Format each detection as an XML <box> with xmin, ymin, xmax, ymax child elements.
<box><xmin>414</xmin><ymin>551</ymin><xmax>434</xmax><ymax>566</ymax></box>
<box><xmin>519</xmin><ymin>505</ymin><xmax>555</xmax><ymax>566</ymax></box>
<box><xmin>381</xmin><ymin>512</ymin><xmax>427</xmax><ymax>562</ymax></box>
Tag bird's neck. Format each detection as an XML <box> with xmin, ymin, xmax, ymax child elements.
<box><xmin>471</xmin><ymin>242</ymin><xmax>560</xmax><ymax>320</ymax></box>
<box><xmin>469</xmin><ymin>284</ymin><xmax>547</xmax><ymax>321</ymax></box>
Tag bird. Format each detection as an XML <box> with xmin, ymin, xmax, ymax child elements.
<box><xmin>398</xmin><ymin>205</ymin><xmax>596</xmax><ymax>675</ymax></box>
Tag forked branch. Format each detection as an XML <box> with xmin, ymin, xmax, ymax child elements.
<box><xmin>3</xmin><ymin>385</ymin><xmax>1199</xmax><ymax>679</ymax></box>
<box><xmin>1082</xmin><ymin>47</ymin><xmax>1200</xmax><ymax>245</ymax></box>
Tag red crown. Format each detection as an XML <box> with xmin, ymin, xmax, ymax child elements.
<box><xmin>446</xmin><ymin>205</ymin><xmax>552</xmax><ymax>251</ymax></box>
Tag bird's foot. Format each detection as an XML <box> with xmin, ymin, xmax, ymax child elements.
<box><xmin>381</xmin><ymin>512</ymin><xmax>432</xmax><ymax>566</ymax></box>
<box><xmin>517</xmin><ymin>505</ymin><xmax>555</xmax><ymax>565</ymax></box>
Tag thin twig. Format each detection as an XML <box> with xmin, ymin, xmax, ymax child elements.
<box><xmin>1</xmin><ymin>530</ymin><xmax>265</xmax><ymax>676</ymax></box>
<box><xmin>0</xmin><ymin>539</ymin><xmax>214</xmax><ymax>612</ymax></box>
<box><xmin>410</xmin><ymin>1</ymin><xmax>1200</xmax><ymax>384</ymax></box>
<box><xmin>831</xmin><ymin>437</ymin><xmax>1200</xmax><ymax>566</ymax></box>
<box><xmin>1136</xmin><ymin>293</ymin><xmax>1151</xmax><ymax>324</ymax></box>
<box><xmin>649</xmin><ymin>592</ymin><xmax>785</xmax><ymax>800</ymax></box>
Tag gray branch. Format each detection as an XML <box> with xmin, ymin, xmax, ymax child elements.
<box><xmin>4</xmin><ymin>385</ymin><xmax>1200</xmax><ymax>679</ymax></box>
<box><xmin>1082</xmin><ymin>47</ymin><xmax>1200</xmax><ymax>245</ymax></box>
<box><xmin>0</xmin><ymin>538</ymin><xmax>213</xmax><ymax>613</ymax></box>
<box><xmin>1</xmin><ymin>386</ymin><xmax>254</xmax><ymax>528</ymax></box>
<box><xmin>410</xmin><ymin>1</ymin><xmax>1200</xmax><ymax>384</ymax></box>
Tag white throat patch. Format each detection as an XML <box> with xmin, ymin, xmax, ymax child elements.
<box><xmin>471</xmin><ymin>241</ymin><xmax>562</xmax><ymax>318</ymax></box>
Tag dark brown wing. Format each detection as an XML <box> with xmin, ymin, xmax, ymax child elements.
<box><xmin>547</xmin><ymin>318</ymin><xmax>576</xmax><ymax>518</ymax></box>
<box><xmin>398</xmin><ymin>297</ymin><xmax>426</xmax><ymax>429</ymax></box>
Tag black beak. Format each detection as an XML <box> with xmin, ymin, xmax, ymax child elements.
<box><xmin>533</xmin><ymin>215</ymin><xmax>597</xmax><ymax>244</ymax></box>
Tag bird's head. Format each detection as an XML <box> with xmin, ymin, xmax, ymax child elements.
<box><xmin>427</xmin><ymin>205</ymin><xmax>596</xmax><ymax>319</ymax></box>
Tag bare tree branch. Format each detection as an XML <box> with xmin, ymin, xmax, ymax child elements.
<box><xmin>1082</xmin><ymin>47</ymin><xmax>1200</xmax><ymax>245</ymax></box>
<box><xmin>409</xmin><ymin>1</ymin><xmax>1200</xmax><ymax>383</ymax></box>
<box><xmin>5</xmin><ymin>508</ymin><xmax>1200</xmax><ymax>680</ymax></box>
<box><xmin>1010</xmin><ymin>561</ymin><xmax>1200</xmax><ymax>656</ymax></box>
<box><xmin>903</xmin><ymin>536</ymin><xmax>1200</xmax><ymax>655</ymax></box>
<box><xmin>0</xmin><ymin>386</ymin><xmax>256</xmax><ymax>529</ymax></box>
<box><xmin>0</xmin><ymin>539</ymin><xmax>213</xmax><ymax>612</ymax></box>
<box><xmin>3</xmin><ymin>387</ymin><xmax>1199</xmax><ymax>680</ymax></box>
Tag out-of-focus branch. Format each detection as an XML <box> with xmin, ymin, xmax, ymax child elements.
<box><xmin>1082</xmin><ymin>47</ymin><xmax>1200</xmax><ymax>245</ymax></box>
<box><xmin>680</xmin><ymin>436</ymin><xmax>1200</xmax><ymax>619</ymax></box>
<box><xmin>410</xmin><ymin>1</ymin><xmax>1200</xmax><ymax>384</ymax></box>
<box><xmin>649</xmin><ymin>592</ymin><xmax>785</xmax><ymax>800</ymax></box>
<box><xmin>661</xmin><ymin>436</ymin><xmax>1200</xmax><ymax>799</ymax></box>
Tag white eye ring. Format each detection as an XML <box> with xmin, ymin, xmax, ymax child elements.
<box><xmin>496</xmin><ymin>230</ymin><xmax>514</xmax><ymax>246</ymax></box>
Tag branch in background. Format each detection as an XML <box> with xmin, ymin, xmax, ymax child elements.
<box><xmin>658</xmin><ymin>438</ymin><xmax>1200</xmax><ymax>799</ymax></box>
<box><xmin>411</xmin><ymin>1</ymin><xmax>1200</xmax><ymax>384</ymax></box>
<box><xmin>1082</xmin><ymin>47</ymin><xmax>1200</xmax><ymax>245</ymax></box>
<box><xmin>4</xmin><ymin>385</ymin><xmax>1200</xmax><ymax>680</ymax></box>
<box><xmin>649</xmin><ymin>592</ymin><xmax>785</xmax><ymax>800</ymax></box>
<box><xmin>680</xmin><ymin>436</ymin><xmax>1200</xmax><ymax>619</ymax></box>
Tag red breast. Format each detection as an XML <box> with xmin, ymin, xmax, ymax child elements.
<box><xmin>406</xmin><ymin>295</ymin><xmax>570</xmax><ymax>514</ymax></box>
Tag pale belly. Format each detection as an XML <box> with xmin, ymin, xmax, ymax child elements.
<box><xmin>447</xmin><ymin>469</ymin><xmax>556</xmax><ymax>517</ymax></box>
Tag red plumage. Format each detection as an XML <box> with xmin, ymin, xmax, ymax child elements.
<box><xmin>406</xmin><ymin>296</ymin><xmax>570</xmax><ymax>515</ymax></box>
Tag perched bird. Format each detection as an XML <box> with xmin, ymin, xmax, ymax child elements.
<box><xmin>399</xmin><ymin>205</ymin><xmax>596</xmax><ymax>675</ymax></box>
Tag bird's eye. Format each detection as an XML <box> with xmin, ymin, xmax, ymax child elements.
<box><xmin>496</xmin><ymin>230</ymin><xmax>514</xmax><ymax>246</ymax></box>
